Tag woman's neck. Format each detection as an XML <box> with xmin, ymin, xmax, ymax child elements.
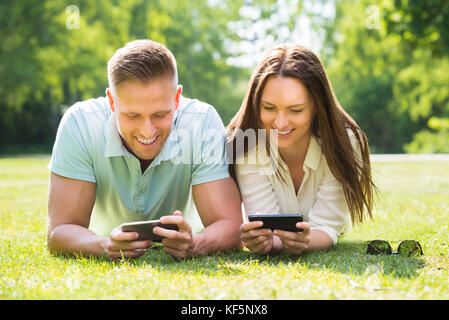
<box><xmin>278</xmin><ymin>133</ymin><xmax>312</xmax><ymax>165</ymax></box>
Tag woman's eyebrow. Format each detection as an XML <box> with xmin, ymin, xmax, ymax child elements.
<box><xmin>261</xmin><ymin>100</ymin><xmax>307</xmax><ymax>108</ymax></box>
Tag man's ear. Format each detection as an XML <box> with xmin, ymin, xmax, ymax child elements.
<box><xmin>105</xmin><ymin>88</ymin><xmax>115</xmax><ymax>113</ymax></box>
<box><xmin>174</xmin><ymin>85</ymin><xmax>183</xmax><ymax>110</ymax></box>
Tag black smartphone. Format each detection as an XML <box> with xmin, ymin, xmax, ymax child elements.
<box><xmin>247</xmin><ymin>214</ymin><xmax>304</xmax><ymax>232</ymax></box>
<box><xmin>119</xmin><ymin>220</ymin><xmax>179</xmax><ymax>242</ymax></box>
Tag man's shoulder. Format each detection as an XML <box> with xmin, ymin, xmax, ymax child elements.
<box><xmin>175</xmin><ymin>96</ymin><xmax>223</xmax><ymax>130</ymax></box>
<box><xmin>178</xmin><ymin>96</ymin><xmax>215</xmax><ymax>114</ymax></box>
<box><xmin>56</xmin><ymin>96</ymin><xmax>110</xmax><ymax>147</ymax></box>
<box><xmin>60</xmin><ymin>97</ymin><xmax>111</xmax><ymax>132</ymax></box>
<box><xmin>63</xmin><ymin>96</ymin><xmax>110</xmax><ymax>124</ymax></box>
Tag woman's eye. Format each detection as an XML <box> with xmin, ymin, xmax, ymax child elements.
<box><xmin>291</xmin><ymin>109</ymin><xmax>303</xmax><ymax>113</ymax></box>
<box><xmin>263</xmin><ymin>106</ymin><xmax>275</xmax><ymax>111</ymax></box>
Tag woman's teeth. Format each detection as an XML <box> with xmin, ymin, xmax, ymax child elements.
<box><xmin>275</xmin><ymin>129</ymin><xmax>294</xmax><ymax>135</ymax></box>
<box><xmin>137</xmin><ymin>136</ymin><xmax>157</xmax><ymax>145</ymax></box>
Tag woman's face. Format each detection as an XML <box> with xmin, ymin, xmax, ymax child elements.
<box><xmin>259</xmin><ymin>76</ymin><xmax>316</xmax><ymax>152</ymax></box>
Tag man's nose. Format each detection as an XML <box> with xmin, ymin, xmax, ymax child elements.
<box><xmin>141</xmin><ymin>118</ymin><xmax>156</xmax><ymax>138</ymax></box>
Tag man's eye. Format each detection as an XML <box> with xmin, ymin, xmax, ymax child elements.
<box><xmin>127</xmin><ymin>114</ymin><xmax>139</xmax><ymax>120</ymax></box>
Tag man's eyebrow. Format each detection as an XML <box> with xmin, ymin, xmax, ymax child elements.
<box><xmin>121</xmin><ymin>111</ymin><xmax>139</xmax><ymax>115</ymax></box>
<box><xmin>261</xmin><ymin>100</ymin><xmax>307</xmax><ymax>108</ymax></box>
<box><xmin>121</xmin><ymin>108</ymin><xmax>172</xmax><ymax>116</ymax></box>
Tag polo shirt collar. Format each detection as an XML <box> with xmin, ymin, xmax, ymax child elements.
<box><xmin>104</xmin><ymin>113</ymin><xmax>133</xmax><ymax>158</ymax></box>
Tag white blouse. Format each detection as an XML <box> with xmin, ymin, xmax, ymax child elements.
<box><xmin>235</xmin><ymin>129</ymin><xmax>361</xmax><ymax>245</ymax></box>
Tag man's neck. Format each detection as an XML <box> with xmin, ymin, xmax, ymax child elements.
<box><xmin>139</xmin><ymin>159</ymin><xmax>152</xmax><ymax>173</ymax></box>
<box><xmin>119</xmin><ymin>135</ymin><xmax>154</xmax><ymax>174</ymax></box>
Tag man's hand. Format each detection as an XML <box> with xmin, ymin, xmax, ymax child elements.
<box><xmin>102</xmin><ymin>227</ymin><xmax>153</xmax><ymax>260</ymax></box>
<box><xmin>240</xmin><ymin>221</ymin><xmax>274</xmax><ymax>255</ymax></box>
<box><xmin>154</xmin><ymin>210</ymin><xmax>194</xmax><ymax>259</ymax></box>
<box><xmin>273</xmin><ymin>222</ymin><xmax>311</xmax><ymax>255</ymax></box>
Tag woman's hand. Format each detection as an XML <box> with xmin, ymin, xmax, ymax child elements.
<box><xmin>273</xmin><ymin>222</ymin><xmax>311</xmax><ymax>255</ymax></box>
<box><xmin>240</xmin><ymin>221</ymin><xmax>273</xmax><ymax>255</ymax></box>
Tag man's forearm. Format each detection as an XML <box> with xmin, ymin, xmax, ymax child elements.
<box><xmin>191</xmin><ymin>219</ymin><xmax>242</xmax><ymax>256</ymax></box>
<box><xmin>47</xmin><ymin>224</ymin><xmax>107</xmax><ymax>258</ymax></box>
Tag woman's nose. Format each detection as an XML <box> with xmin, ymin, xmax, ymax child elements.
<box><xmin>274</xmin><ymin>113</ymin><xmax>289</xmax><ymax>129</ymax></box>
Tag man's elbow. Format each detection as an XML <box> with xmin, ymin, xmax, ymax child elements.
<box><xmin>46</xmin><ymin>224</ymin><xmax>65</xmax><ymax>256</ymax></box>
<box><xmin>46</xmin><ymin>226</ymin><xmax>58</xmax><ymax>255</ymax></box>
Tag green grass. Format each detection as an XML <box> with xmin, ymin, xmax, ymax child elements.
<box><xmin>1</xmin><ymin>157</ymin><xmax>448</xmax><ymax>299</ymax></box>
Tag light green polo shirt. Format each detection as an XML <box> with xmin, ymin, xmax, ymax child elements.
<box><xmin>48</xmin><ymin>96</ymin><xmax>230</xmax><ymax>236</ymax></box>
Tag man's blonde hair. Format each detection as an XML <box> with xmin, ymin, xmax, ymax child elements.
<box><xmin>107</xmin><ymin>39</ymin><xmax>178</xmax><ymax>96</ymax></box>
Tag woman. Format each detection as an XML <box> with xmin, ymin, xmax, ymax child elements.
<box><xmin>227</xmin><ymin>44</ymin><xmax>376</xmax><ymax>255</ymax></box>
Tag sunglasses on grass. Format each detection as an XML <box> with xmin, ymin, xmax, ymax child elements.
<box><xmin>366</xmin><ymin>240</ymin><xmax>423</xmax><ymax>256</ymax></box>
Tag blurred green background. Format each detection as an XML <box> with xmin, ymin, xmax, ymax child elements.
<box><xmin>1</xmin><ymin>0</ymin><xmax>448</xmax><ymax>155</ymax></box>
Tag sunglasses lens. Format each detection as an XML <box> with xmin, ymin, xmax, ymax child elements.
<box><xmin>397</xmin><ymin>240</ymin><xmax>423</xmax><ymax>256</ymax></box>
<box><xmin>367</xmin><ymin>240</ymin><xmax>392</xmax><ymax>255</ymax></box>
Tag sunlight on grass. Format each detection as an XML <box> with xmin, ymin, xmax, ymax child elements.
<box><xmin>0</xmin><ymin>157</ymin><xmax>448</xmax><ymax>299</ymax></box>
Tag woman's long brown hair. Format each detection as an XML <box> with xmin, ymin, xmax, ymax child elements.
<box><xmin>227</xmin><ymin>44</ymin><xmax>376</xmax><ymax>225</ymax></box>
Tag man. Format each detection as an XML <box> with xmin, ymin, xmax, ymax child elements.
<box><xmin>47</xmin><ymin>39</ymin><xmax>242</xmax><ymax>260</ymax></box>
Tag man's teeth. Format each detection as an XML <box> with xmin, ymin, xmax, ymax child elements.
<box><xmin>275</xmin><ymin>129</ymin><xmax>293</xmax><ymax>135</ymax></box>
<box><xmin>138</xmin><ymin>136</ymin><xmax>157</xmax><ymax>145</ymax></box>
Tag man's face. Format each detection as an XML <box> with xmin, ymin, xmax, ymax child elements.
<box><xmin>107</xmin><ymin>78</ymin><xmax>182</xmax><ymax>161</ymax></box>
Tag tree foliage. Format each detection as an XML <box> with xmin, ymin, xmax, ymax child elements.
<box><xmin>1</xmin><ymin>0</ymin><xmax>448</xmax><ymax>154</ymax></box>
<box><xmin>323</xmin><ymin>0</ymin><xmax>449</xmax><ymax>153</ymax></box>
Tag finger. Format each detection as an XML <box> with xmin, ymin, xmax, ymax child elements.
<box><xmin>153</xmin><ymin>226</ymin><xmax>185</xmax><ymax>240</ymax></box>
<box><xmin>240</xmin><ymin>221</ymin><xmax>263</xmax><ymax>232</ymax></box>
<box><xmin>108</xmin><ymin>248</ymin><xmax>146</xmax><ymax>260</ymax></box>
<box><xmin>160</xmin><ymin>215</ymin><xmax>191</xmax><ymax>233</ymax></box>
<box><xmin>243</xmin><ymin>235</ymin><xmax>269</xmax><ymax>248</ymax></box>
<box><xmin>241</xmin><ymin>228</ymin><xmax>272</xmax><ymax>241</ymax></box>
<box><xmin>247</xmin><ymin>228</ymin><xmax>272</xmax><ymax>238</ymax></box>
<box><xmin>273</xmin><ymin>229</ymin><xmax>303</xmax><ymax>241</ymax></box>
<box><xmin>282</xmin><ymin>238</ymin><xmax>308</xmax><ymax>252</ymax></box>
<box><xmin>159</xmin><ymin>215</ymin><xmax>184</xmax><ymax>225</ymax></box>
<box><xmin>296</xmin><ymin>222</ymin><xmax>310</xmax><ymax>233</ymax></box>
<box><xmin>107</xmin><ymin>239</ymin><xmax>152</xmax><ymax>252</ymax></box>
<box><xmin>250</xmin><ymin>238</ymin><xmax>272</xmax><ymax>254</ymax></box>
<box><xmin>164</xmin><ymin>246</ymin><xmax>189</xmax><ymax>259</ymax></box>
<box><xmin>129</xmin><ymin>240</ymin><xmax>153</xmax><ymax>250</ymax></box>
<box><xmin>162</xmin><ymin>236</ymin><xmax>192</xmax><ymax>251</ymax></box>
<box><xmin>111</xmin><ymin>229</ymin><xmax>139</xmax><ymax>242</ymax></box>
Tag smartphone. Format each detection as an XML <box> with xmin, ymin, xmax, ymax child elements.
<box><xmin>247</xmin><ymin>214</ymin><xmax>304</xmax><ymax>232</ymax></box>
<box><xmin>119</xmin><ymin>220</ymin><xmax>179</xmax><ymax>242</ymax></box>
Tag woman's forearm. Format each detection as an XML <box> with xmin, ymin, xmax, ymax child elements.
<box><xmin>308</xmin><ymin>229</ymin><xmax>334</xmax><ymax>251</ymax></box>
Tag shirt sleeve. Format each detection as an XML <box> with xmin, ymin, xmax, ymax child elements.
<box><xmin>235</xmin><ymin>163</ymin><xmax>280</xmax><ymax>216</ymax></box>
<box><xmin>191</xmin><ymin>106</ymin><xmax>230</xmax><ymax>185</ymax></box>
<box><xmin>307</xmin><ymin>130</ymin><xmax>363</xmax><ymax>245</ymax></box>
<box><xmin>307</xmin><ymin>162</ymin><xmax>349</xmax><ymax>245</ymax></box>
<box><xmin>47</xmin><ymin>106</ymin><xmax>96</xmax><ymax>183</ymax></box>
